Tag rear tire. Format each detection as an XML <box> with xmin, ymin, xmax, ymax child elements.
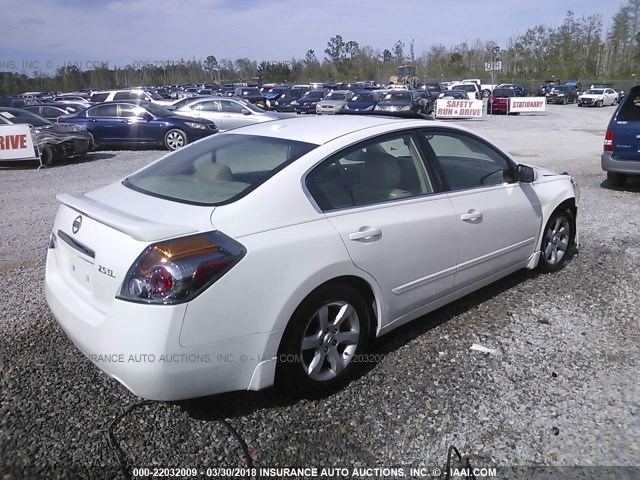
<box><xmin>277</xmin><ymin>283</ymin><xmax>371</xmax><ymax>398</ymax></box>
<box><xmin>607</xmin><ymin>171</ymin><xmax>627</xmax><ymax>187</ymax></box>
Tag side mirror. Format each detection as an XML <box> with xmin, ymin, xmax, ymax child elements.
<box><xmin>516</xmin><ymin>164</ymin><xmax>536</xmax><ymax>183</ymax></box>
<box><xmin>241</xmin><ymin>109</ymin><xmax>251</xmax><ymax>115</ymax></box>
<box><xmin>140</xmin><ymin>112</ymin><xmax>153</xmax><ymax>121</ymax></box>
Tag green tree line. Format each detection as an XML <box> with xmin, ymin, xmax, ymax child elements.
<box><xmin>3</xmin><ymin>2</ymin><xmax>640</xmax><ymax>96</ymax></box>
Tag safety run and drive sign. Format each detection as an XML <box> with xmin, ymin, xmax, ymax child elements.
<box><xmin>434</xmin><ymin>99</ymin><xmax>484</xmax><ymax>119</ymax></box>
<box><xmin>508</xmin><ymin>97</ymin><xmax>546</xmax><ymax>113</ymax></box>
<box><xmin>0</xmin><ymin>124</ymin><xmax>39</xmax><ymax>161</ymax></box>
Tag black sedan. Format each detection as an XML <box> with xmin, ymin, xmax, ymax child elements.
<box><xmin>58</xmin><ymin>101</ymin><xmax>218</xmax><ymax>150</ymax></box>
<box><xmin>0</xmin><ymin>107</ymin><xmax>92</xmax><ymax>166</ymax></box>
<box><xmin>343</xmin><ymin>91</ymin><xmax>379</xmax><ymax>112</ymax></box>
<box><xmin>374</xmin><ymin>90</ymin><xmax>424</xmax><ymax>113</ymax></box>
<box><xmin>292</xmin><ymin>89</ymin><xmax>328</xmax><ymax>114</ymax></box>
<box><xmin>22</xmin><ymin>103</ymin><xmax>86</xmax><ymax>122</ymax></box>
<box><xmin>546</xmin><ymin>86</ymin><xmax>578</xmax><ymax>104</ymax></box>
<box><xmin>266</xmin><ymin>89</ymin><xmax>303</xmax><ymax>112</ymax></box>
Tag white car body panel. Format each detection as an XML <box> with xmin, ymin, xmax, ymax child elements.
<box><xmin>578</xmin><ymin>89</ymin><xmax>618</xmax><ymax>106</ymax></box>
<box><xmin>45</xmin><ymin>115</ymin><xmax>578</xmax><ymax>400</ymax></box>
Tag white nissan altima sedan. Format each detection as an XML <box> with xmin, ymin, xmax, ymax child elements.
<box><xmin>45</xmin><ymin>114</ymin><xmax>579</xmax><ymax>400</ymax></box>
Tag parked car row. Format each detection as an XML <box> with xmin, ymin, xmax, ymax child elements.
<box><xmin>0</xmin><ymin>107</ymin><xmax>92</xmax><ymax>166</ymax></box>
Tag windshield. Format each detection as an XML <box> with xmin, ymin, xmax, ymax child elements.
<box><xmin>0</xmin><ymin>108</ymin><xmax>51</xmax><ymax>127</ymax></box>
<box><xmin>382</xmin><ymin>91</ymin><xmax>411</xmax><ymax>101</ymax></box>
<box><xmin>586</xmin><ymin>89</ymin><xmax>604</xmax><ymax>95</ymax></box>
<box><xmin>303</xmin><ymin>91</ymin><xmax>325</xmax><ymax>99</ymax></box>
<box><xmin>146</xmin><ymin>91</ymin><xmax>163</xmax><ymax>100</ymax></box>
<box><xmin>325</xmin><ymin>92</ymin><xmax>348</xmax><ymax>101</ymax></box>
<box><xmin>349</xmin><ymin>93</ymin><xmax>373</xmax><ymax>103</ymax></box>
<box><xmin>492</xmin><ymin>89</ymin><xmax>515</xmax><ymax>96</ymax></box>
<box><xmin>452</xmin><ymin>84</ymin><xmax>475</xmax><ymax>92</ymax></box>
<box><xmin>240</xmin><ymin>88</ymin><xmax>261</xmax><ymax>96</ymax></box>
<box><xmin>124</xmin><ymin>134</ymin><xmax>318</xmax><ymax>205</ymax></box>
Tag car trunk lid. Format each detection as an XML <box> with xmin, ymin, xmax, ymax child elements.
<box><xmin>51</xmin><ymin>184</ymin><xmax>215</xmax><ymax>313</ymax></box>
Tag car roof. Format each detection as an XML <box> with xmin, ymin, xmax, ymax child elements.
<box><xmin>222</xmin><ymin>114</ymin><xmax>453</xmax><ymax>145</ymax></box>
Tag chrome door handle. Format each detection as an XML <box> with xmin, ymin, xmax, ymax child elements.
<box><xmin>461</xmin><ymin>210</ymin><xmax>483</xmax><ymax>222</ymax></box>
<box><xmin>349</xmin><ymin>228</ymin><xmax>382</xmax><ymax>241</ymax></box>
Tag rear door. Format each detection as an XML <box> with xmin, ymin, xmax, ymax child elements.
<box><xmin>612</xmin><ymin>87</ymin><xmax>640</xmax><ymax>161</ymax></box>
<box><xmin>85</xmin><ymin>104</ymin><xmax>120</xmax><ymax>142</ymax></box>
<box><xmin>306</xmin><ymin>131</ymin><xmax>459</xmax><ymax>325</ymax></box>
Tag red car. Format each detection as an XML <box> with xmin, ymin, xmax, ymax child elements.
<box><xmin>488</xmin><ymin>88</ymin><xmax>517</xmax><ymax>114</ymax></box>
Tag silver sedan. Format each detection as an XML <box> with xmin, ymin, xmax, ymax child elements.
<box><xmin>171</xmin><ymin>96</ymin><xmax>289</xmax><ymax>131</ymax></box>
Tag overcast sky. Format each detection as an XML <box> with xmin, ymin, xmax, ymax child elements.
<box><xmin>0</xmin><ymin>0</ymin><xmax>622</xmax><ymax>74</ymax></box>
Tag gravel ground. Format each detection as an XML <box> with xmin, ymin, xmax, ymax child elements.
<box><xmin>1</xmin><ymin>105</ymin><xmax>639</xmax><ymax>479</ymax></box>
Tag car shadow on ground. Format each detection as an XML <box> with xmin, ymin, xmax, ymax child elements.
<box><xmin>69</xmin><ymin>152</ymin><xmax>117</xmax><ymax>165</ymax></box>
<box><xmin>600</xmin><ymin>177</ymin><xmax>640</xmax><ymax>193</ymax></box>
<box><xmin>177</xmin><ymin>266</ymin><xmax>550</xmax><ymax>421</ymax></box>
<box><xmin>0</xmin><ymin>152</ymin><xmax>117</xmax><ymax>170</ymax></box>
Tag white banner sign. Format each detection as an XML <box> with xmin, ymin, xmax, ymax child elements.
<box><xmin>435</xmin><ymin>99</ymin><xmax>484</xmax><ymax>119</ymax></box>
<box><xmin>0</xmin><ymin>124</ymin><xmax>39</xmax><ymax>161</ymax></box>
<box><xmin>509</xmin><ymin>97</ymin><xmax>546</xmax><ymax>113</ymax></box>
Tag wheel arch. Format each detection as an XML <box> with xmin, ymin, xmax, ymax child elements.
<box><xmin>276</xmin><ymin>274</ymin><xmax>382</xmax><ymax>360</ymax></box>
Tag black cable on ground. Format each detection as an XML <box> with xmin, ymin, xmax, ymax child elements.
<box><xmin>107</xmin><ymin>400</ymin><xmax>253</xmax><ymax>480</ymax></box>
<box><xmin>445</xmin><ymin>444</ymin><xmax>477</xmax><ymax>480</ymax></box>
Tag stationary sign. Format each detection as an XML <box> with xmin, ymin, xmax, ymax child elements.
<box><xmin>0</xmin><ymin>124</ymin><xmax>39</xmax><ymax>161</ymax></box>
<box><xmin>509</xmin><ymin>97</ymin><xmax>546</xmax><ymax>113</ymax></box>
<box><xmin>434</xmin><ymin>99</ymin><xmax>484</xmax><ymax>119</ymax></box>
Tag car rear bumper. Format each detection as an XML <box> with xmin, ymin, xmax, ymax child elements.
<box><xmin>45</xmin><ymin>250</ymin><xmax>273</xmax><ymax>400</ymax></box>
<box><xmin>601</xmin><ymin>151</ymin><xmax>640</xmax><ymax>175</ymax></box>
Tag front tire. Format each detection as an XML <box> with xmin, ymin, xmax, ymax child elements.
<box><xmin>597</xmin><ymin>100</ymin><xmax>603</xmax><ymax>108</ymax></box>
<box><xmin>277</xmin><ymin>283</ymin><xmax>371</xmax><ymax>398</ymax></box>
<box><xmin>538</xmin><ymin>209</ymin><xmax>575</xmax><ymax>273</ymax></box>
<box><xmin>164</xmin><ymin>129</ymin><xmax>187</xmax><ymax>150</ymax></box>
<box><xmin>40</xmin><ymin>146</ymin><xmax>55</xmax><ymax>167</ymax></box>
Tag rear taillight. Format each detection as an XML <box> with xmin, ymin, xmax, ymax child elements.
<box><xmin>118</xmin><ymin>231</ymin><xmax>245</xmax><ymax>305</ymax></box>
<box><xmin>604</xmin><ymin>130</ymin><xmax>614</xmax><ymax>152</ymax></box>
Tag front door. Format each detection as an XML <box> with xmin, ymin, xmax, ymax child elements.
<box><xmin>306</xmin><ymin>131</ymin><xmax>459</xmax><ymax>325</ymax></box>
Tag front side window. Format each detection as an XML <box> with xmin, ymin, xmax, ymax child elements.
<box><xmin>307</xmin><ymin>133</ymin><xmax>434</xmax><ymax>211</ymax></box>
<box><xmin>220</xmin><ymin>100</ymin><xmax>245</xmax><ymax>113</ymax></box>
<box><xmin>421</xmin><ymin>131</ymin><xmax>512</xmax><ymax>190</ymax></box>
<box><xmin>124</xmin><ymin>134</ymin><xmax>318</xmax><ymax>205</ymax></box>
<box><xmin>193</xmin><ymin>100</ymin><xmax>221</xmax><ymax>112</ymax></box>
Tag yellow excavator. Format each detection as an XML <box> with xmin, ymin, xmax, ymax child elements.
<box><xmin>389</xmin><ymin>65</ymin><xmax>418</xmax><ymax>88</ymax></box>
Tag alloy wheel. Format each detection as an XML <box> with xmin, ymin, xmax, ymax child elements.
<box><xmin>299</xmin><ymin>301</ymin><xmax>361</xmax><ymax>382</ymax></box>
<box><xmin>544</xmin><ymin>216</ymin><xmax>570</xmax><ymax>265</ymax></box>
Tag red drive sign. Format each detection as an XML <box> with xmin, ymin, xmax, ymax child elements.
<box><xmin>435</xmin><ymin>99</ymin><xmax>484</xmax><ymax>119</ymax></box>
<box><xmin>509</xmin><ymin>97</ymin><xmax>546</xmax><ymax>113</ymax></box>
<box><xmin>0</xmin><ymin>124</ymin><xmax>39</xmax><ymax>161</ymax></box>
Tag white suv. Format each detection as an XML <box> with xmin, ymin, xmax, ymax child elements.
<box><xmin>89</xmin><ymin>89</ymin><xmax>172</xmax><ymax>105</ymax></box>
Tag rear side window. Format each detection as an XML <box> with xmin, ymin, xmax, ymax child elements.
<box><xmin>618</xmin><ymin>88</ymin><xmax>640</xmax><ymax>121</ymax></box>
<box><xmin>87</xmin><ymin>104</ymin><xmax>118</xmax><ymax>117</ymax></box>
<box><xmin>90</xmin><ymin>93</ymin><xmax>109</xmax><ymax>102</ymax></box>
<box><xmin>124</xmin><ymin>134</ymin><xmax>318</xmax><ymax>205</ymax></box>
<box><xmin>307</xmin><ymin>133</ymin><xmax>434</xmax><ymax>211</ymax></box>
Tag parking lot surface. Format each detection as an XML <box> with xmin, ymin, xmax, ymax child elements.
<box><xmin>1</xmin><ymin>105</ymin><xmax>639</xmax><ymax>476</ymax></box>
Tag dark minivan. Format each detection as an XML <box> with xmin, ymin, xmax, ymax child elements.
<box><xmin>602</xmin><ymin>85</ymin><xmax>640</xmax><ymax>186</ymax></box>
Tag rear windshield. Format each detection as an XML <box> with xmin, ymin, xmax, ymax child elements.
<box><xmin>124</xmin><ymin>134</ymin><xmax>318</xmax><ymax>205</ymax></box>
<box><xmin>618</xmin><ymin>88</ymin><xmax>640</xmax><ymax>122</ymax></box>
<box><xmin>452</xmin><ymin>84</ymin><xmax>476</xmax><ymax>92</ymax></box>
